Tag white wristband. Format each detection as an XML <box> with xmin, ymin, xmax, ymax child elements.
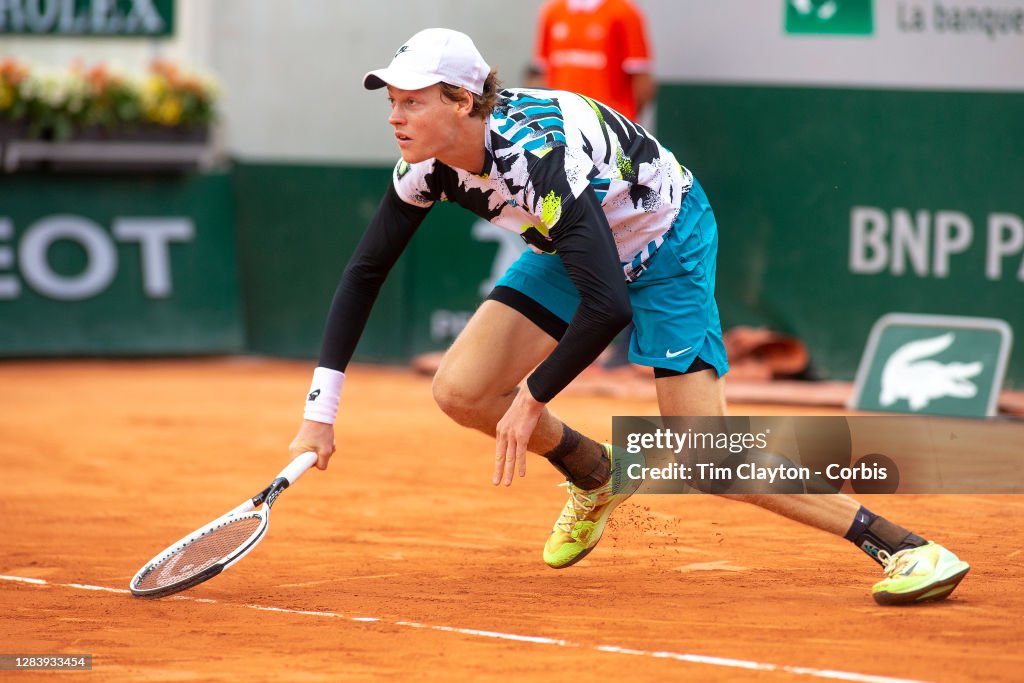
<box><xmin>304</xmin><ymin>367</ymin><xmax>345</xmax><ymax>424</ymax></box>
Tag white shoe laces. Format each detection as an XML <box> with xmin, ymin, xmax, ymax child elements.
<box><xmin>554</xmin><ymin>482</ymin><xmax>598</xmax><ymax>534</ymax></box>
<box><xmin>877</xmin><ymin>547</ymin><xmax>915</xmax><ymax>578</ymax></box>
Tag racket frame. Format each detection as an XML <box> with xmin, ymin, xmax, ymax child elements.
<box><xmin>129</xmin><ymin>451</ymin><xmax>317</xmax><ymax>598</ymax></box>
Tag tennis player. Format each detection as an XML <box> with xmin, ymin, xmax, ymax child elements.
<box><xmin>289</xmin><ymin>28</ymin><xmax>969</xmax><ymax>605</ymax></box>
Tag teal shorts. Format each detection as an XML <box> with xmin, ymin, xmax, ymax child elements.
<box><xmin>492</xmin><ymin>178</ymin><xmax>729</xmax><ymax>377</ymax></box>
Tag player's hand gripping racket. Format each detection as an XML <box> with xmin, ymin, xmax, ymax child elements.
<box><xmin>129</xmin><ymin>451</ymin><xmax>317</xmax><ymax>598</ymax></box>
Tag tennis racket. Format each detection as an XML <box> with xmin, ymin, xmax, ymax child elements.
<box><xmin>129</xmin><ymin>451</ymin><xmax>318</xmax><ymax>598</ymax></box>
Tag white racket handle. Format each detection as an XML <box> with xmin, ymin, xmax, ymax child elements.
<box><xmin>278</xmin><ymin>451</ymin><xmax>318</xmax><ymax>485</ymax></box>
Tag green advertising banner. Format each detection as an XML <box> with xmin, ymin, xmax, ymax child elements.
<box><xmin>0</xmin><ymin>172</ymin><xmax>241</xmax><ymax>355</ymax></box>
<box><xmin>0</xmin><ymin>0</ymin><xmax>174</xmax><ymax>36</ymax></box>
<box><xmin>656</xmin><ymin>83</ymin><xmax>1024</xmax><ymax>388</ymax></box>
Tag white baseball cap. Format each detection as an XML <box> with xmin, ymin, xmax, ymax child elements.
<box><xmin>363</xmin><ymin>28</ymin><xmax>491</xmax><ymax>95</ymax></box>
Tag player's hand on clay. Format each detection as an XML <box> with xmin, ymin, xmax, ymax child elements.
<box><xmin>493</xmin><ymin>390</ymin><xmax>545</xmax><ymax>487</ymax></box>
<box><xmin>289</xmin><ymin>419</ymin><xmax>337</xmax><ymax>470</ymax></box>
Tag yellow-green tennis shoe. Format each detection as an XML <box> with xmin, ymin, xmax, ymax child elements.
<box><xmin>871</xmin><ymin>542</ymin><xmax>970</xmax><ymax>606</ymax></box>
<box><xmin>543</xmin><ymin>444</ymin><xmax>633</xmax><ymax>569</ymax></box>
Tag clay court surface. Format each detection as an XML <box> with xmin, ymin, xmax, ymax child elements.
<box><xmin>2</xmin><ymin>359</ymin><xmax>1022</xmax><ymax>682</ymax></box>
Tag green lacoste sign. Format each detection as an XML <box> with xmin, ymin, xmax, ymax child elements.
<box><xmin>0</xmin><ymin>0</ymin><xmax>174</xmax><ymax>37</ymax></box>
<box><xmin>785</xmin><ymin>0</ymin><xmax>874</xmax><ymax>35</ymax></box>
<box><xmin>850</xmin><ymin>314</ymin><xmax>1012</xmax><ymax>417</ymax></box>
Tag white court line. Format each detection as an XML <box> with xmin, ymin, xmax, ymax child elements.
<box><xmin>0</xmin><ymin>575</ymin><xmax>928</xmax><ymax>683</ymax></box>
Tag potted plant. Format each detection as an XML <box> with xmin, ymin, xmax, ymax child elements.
<box><xmin>17</xmin><ymin>64</ymin><xmax>91</xmax><ymax>141</ymax></box>
<box><xmin>137</xmin><ymin>59</ymin><xmax>219</xmax><ymax>143</ymax></box>
<box><xmin>3</xmin><ymin>59</ymin><xmax>221</xmax><ymax>172</ymax></box>
<box><xmin>0</xmin><ymin>57</ymin><xmax>31</xmax><ymax>141</ymax></box>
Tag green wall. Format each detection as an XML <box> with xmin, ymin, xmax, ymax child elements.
<box><xmin>232</xmin><ymin>163</ymin><xmax>497</xmax><ymax>362</ymax></box>
<box><xmin>0</xmin><ymin>172</ymin><xmax>242</xmax><ymax>355</ymax></box>
<box><xmin>232</xmin><ymin>163</ymin><xmax>396</xmax><ymax>360</ymax></box>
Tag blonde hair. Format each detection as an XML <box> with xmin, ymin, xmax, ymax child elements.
<box><xmin>439</xmin><ymin>69</ymin><xmax>501</xmax><ymax>118</ymax></box>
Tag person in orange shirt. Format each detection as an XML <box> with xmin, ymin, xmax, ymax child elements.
<box><xmin>531</xmin><ymin>0</ymin><xmax>655</xmax><ymax>122</ymax></box>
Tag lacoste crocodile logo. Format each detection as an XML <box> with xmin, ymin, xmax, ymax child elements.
<box><xmin>879</xmin><ymin>333</ymin><xmax>983</xmax><ymax>411</ymax></box>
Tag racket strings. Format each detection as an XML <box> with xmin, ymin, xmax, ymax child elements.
<box><xmin>134</xmin><ymin>515</ymin><xmax>263</xmax><ymax>591</ymax></box>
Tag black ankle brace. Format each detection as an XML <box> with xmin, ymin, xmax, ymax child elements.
<box><xmin>543</xmin><ymin>424</ymin><xmax>580</xmax><ymax>479</ymax></box>
<box><xmin>543</xmin><ymin>425</ymin><xmax>609</xmax><ymax>490</ymax></box>
<box><xmin>845</xmin><ymin>506</ymin><xmax>927</xmax><ymax>565</ymax></box>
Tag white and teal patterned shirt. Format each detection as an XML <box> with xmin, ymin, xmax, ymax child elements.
<box><xmin>392</xmin><ymin>87</ymin><xmax>693</xmax><ymax>282</ymax></box>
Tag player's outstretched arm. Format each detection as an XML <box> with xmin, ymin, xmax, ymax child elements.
<box><xmin>292</xmin><ymin>181</ymin><xmax>431</xmax><ymax>472</ymax></box>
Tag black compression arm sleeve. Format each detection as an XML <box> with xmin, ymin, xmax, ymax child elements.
<box><xmin>318</xmin><ymin>183</ymin><xmax>430</xmax><ymax>371</ymax></box>
<box><xmin>526</xmin><ymin>187</ymin><xmax>632</xmax><ymax>402</ymax></box>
